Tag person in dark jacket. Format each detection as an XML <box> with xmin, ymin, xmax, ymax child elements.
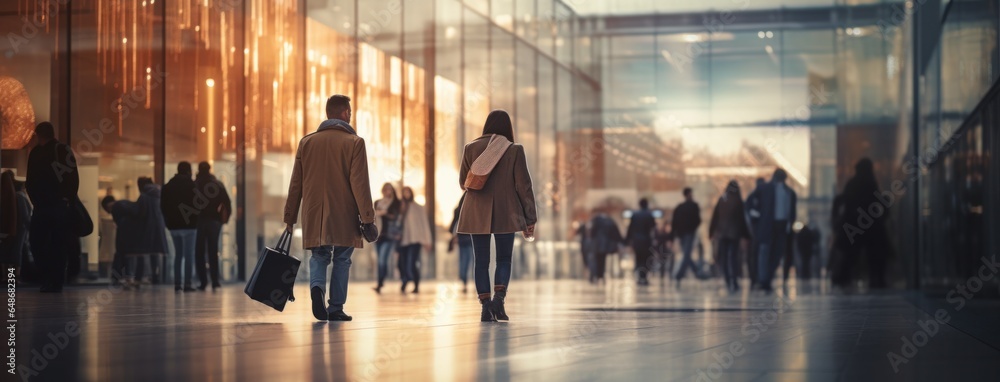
<box><xmin>671</xmin><ymin>187</ymin><xmax>701</xmax><ymax>288</ymax></box>
<box><xmin>626</xmin><ymin>198</ymin><xmax>657</xmax><ymax>285</ymax></box>
<box><xmin>448</xmin><ymin>194</ymin><xmax>474</xmax><ymax>294</ymax></box>
<box><xmin>194</xmin><ymin>162</ymin><xmax>232</xmax><ymax>290</ymax></box>
<box><xmin>0</xmin><ymin>171</ymin><xmax>18</xmax><ymax>269</ymax></box>
<box><xmin>653</xmin><ymin>222</ymin><xmax>674</xmax><ymax>280</ymax></box>
<box><xmin>101</xmin><ymin>178</ymin><xmax>168</xmax><ymax>289</ymax></box>
<box><xmin>709</xmin><ymin>180</ymin><xmax>752</xmax><ymax>292</ymax></box>
<box><xmin>589</xmin><ymin>210</ymin><xmax>622</xmax><ymax>284</ymax></box>
<box><xmin>744</xmin><ymin>177</ymin><xmax>765</xmax><ymax>289</ymax></box>
<box><xmin>26</xmin><ymin>122</ymin><xmax>79</xmax><ymax>293</ymax></box>
<box><xmin>161</xmin><ymin>162</ymin><xmax>198</xmax><ymax>292</ymax></box>
<box><xmin>832</xmin><ymin>158</ymin><xmax>890</xmax><ymax>288</ymax></box>
<box><xmin>575</xmin><ymin>218</ymin><xmax>593</xmax><ymax>281</ymax></box>
<box><xmin>795</xmin><ymin>222</ymin><xmax>819</xmax><ymax>280</ymax></box>
<box><xmin>754</xmin><ymin>168</ymin><xmax>797</xmax><ymax>293</ymax></box>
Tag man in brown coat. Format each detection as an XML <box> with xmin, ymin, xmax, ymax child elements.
<box><xmin>284</xmin><ymin>94</ymin><xmax>375</xmax><ymax>322</ymax></box>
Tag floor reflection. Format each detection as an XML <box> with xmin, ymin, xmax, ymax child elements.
<box><xmin>13</xmin><ymin>279</ymin><xmax>1000</xmax><ymax>381</ymax></box>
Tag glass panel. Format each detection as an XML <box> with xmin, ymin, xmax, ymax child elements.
<box><xmin>536</xmin><ymin>0</ymin><xmax>554</xmax><ymax>57</ymax></box>
<box><xmin>554</xmin><ymin>2</ymin><xmax>573</xmax><ymax>65</ymax></box>
<box><xmin>490</xmin><ymin>25</ymin><xmax>515</xmax><ymax>112</ymax></box>
<box><xmin>245</xmin><ymin>0</ymin><xmax>305</xmax><ymax>279</ymax></box>
<box><xmin>68</xmin><ymin>0</ymin><xmax>165</xmax><ymax>272</ymax></box>
<box><xmin>711</xmin><ymin>31</ymin><xmax>781</xmax><ymax>126</ymax></box>
<box><xmin>357</xmin><ymin>43</ymin><xmax>403</xmax><ymax>194</ymax></box>
<box><xmin>515</xmin><ymin>0</ymin><xmax>537</xmax><ymax>43</ymax></box>
<box><xmin>657</xmin><ymin>33</ymin><xmax>710</xmax><ymax>128</ymax></box>
<box><xmin>0</xmin><ymin>3</ymin><xmax>63</xmax><ymax>150</ymax></box>
<box><xmin>493</xmin><ymin>0</ymin><xmax>514</xmax><ymax>32</ymax></box>
<box><xmin>464</xmin><ymin>10</ymin><xmax>491</xmax><ymax>141</ymax></box>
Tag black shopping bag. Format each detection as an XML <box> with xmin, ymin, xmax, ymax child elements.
<box><xmin>244</xmin><ymin>231</ymin><xmax>300</xmax><ymax>312</ymax></box>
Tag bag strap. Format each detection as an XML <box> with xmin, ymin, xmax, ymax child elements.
<box><xmin>469</xmin><ymin>134</ymin><xmax>513</xmax><ymax>175</ymax></box>
<box><xmin>275</xmin><ymin>230</ymin><xmax>292</xmax><ymax>255</ymax></box>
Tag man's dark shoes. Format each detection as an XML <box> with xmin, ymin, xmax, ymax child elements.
<box><xmin>183</xmin><ymin>287</ymin><xmax>196</xmax><ymax>292</ymax></box>
<box><xmin>311</xmin><ymin>286</ymin><xmax>328</xmax><ymax>321</ymax></box>
<box><xmin>39</xmin><ymin>285</ymin><xmax>62</xmax><ymax>293</ymax></box>
<box><xmin>328</xmin><ymin>310</ymin><xmax>353</xmax><ymax>321</ymax></box>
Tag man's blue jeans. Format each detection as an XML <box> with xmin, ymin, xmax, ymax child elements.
<box><xmin>309</xmin><ymin>246</ymin><xmax>354</xmax><ymax>312</ymax></box>
<box><xmin>170</xmin><ymin>229</ymin><xmax>197</xmax><ymax>288</ymax></box>
<box><xmin>675</xmin><ymin>233</ymin><xmax>698</xmax><ymax>280</ymax></box>
<box><xmin>375</xmin><ymin>240</ymin><xmax>396</xmax><ymax>287</ymax></box>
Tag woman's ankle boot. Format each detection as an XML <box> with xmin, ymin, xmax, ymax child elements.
<box><xmin>479</xmin><ymin>294</ymin><xmax>496</xmax><ymax>322</ymax></box>
<box><xmin>491</xmin><ymin>286</ymin><xmax>509</xmax><ymax>321</ymax></box>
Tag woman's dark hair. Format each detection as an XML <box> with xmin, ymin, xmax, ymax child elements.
<box><xmin>401</xmin><ymin>186</ymin><xmax>415</xmax><ymax>202</ymax></box>
<box><xmin>382</xmin><ymin>182</ymin><xmax>398</xmax><ymax>200</ymax></box>
<box><xmin>482</xmin><ymin>110</ymin><xmax>514</xmax><ymax>142</ymax></box>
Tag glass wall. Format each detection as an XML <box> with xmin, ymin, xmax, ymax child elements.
<box><xmin>0</xmin><ymin>0</ymin><xmax>593</xmax><ymax>283</ymax></box>
<box><xmin>916</xmin><ymin>0</ymin><xmax>1000</xmax><ymax>291</ymax></box>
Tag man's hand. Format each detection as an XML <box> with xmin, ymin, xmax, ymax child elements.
<box><xmin>523</xmin><ymin>224</ymin><xmax>536</xmax><ymax>239</ymax></box>
<box><xmin>285</xmin><ymin>224</ymin><xmax>294</xmax><ymax>233</ymax></box>
<box><xmin>423</xmin><ymin>244</ymin><xmax>433</xmax><ymax>252</ymax></box>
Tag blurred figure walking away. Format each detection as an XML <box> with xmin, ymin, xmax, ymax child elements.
<box><xmin>653</xmin><ymin>222</ymin><xmax>674</xmax><ymax>281</ymax></box>
<box><xmin>194</xmin><ymin>161</ymin><xmax>232</xmax><ymax>291</ymax></box>
<box><xmin>671</xmin><ymin>187</ymin><xmax>701</xmax><ymax>288</ymax></box>
<box><xmin>574</xmin><ymin>218</ymin><xmax>593</xmax><ymax>281</ymax></box>
<box><xmin>744</xmin><ymin>177</ymin><xmax>765</xmax><ymax>289</ymax></box>
<box><xmin>588</xmin><ymin>211</ymin><xmax>622</xmax><ymax>284</ymax></box>
<box><xmin>26</xmin><ymin>122</ymin><xmax>79</xmax><ymax>293</ymax></box>
<box><xmin>448</xmin><ymin>195</ymin><xmax>474</xmax><ymax>294</ymax></box>
<box><xmin>626</xmin><ymin>198</ymin><xmax>656</xmax><ymax>285</ymax></box>
<box><xmin>397</xmin><ymin>186</ymin><xmax>432</xmax><ymax>294</ymax></box>
<box><xmin>831</xmin><ymin>158</ymin><xmax>890</xmax><ymax>289</ymax></box>
<box><xmin>709</xmin><ymin>180</ymin><xmax>752</xmax><ymax>292</ymax></box>
<box><xmin>3</xmin><ymin>177</ymin><xmax>33</xmax><ymax>281</ymax></box>
<box><xmin>0</xmin><ymin>171</ymin><xmax>18</xmax><ymax>271</ymax></box>
<box><xmin>456</xmin><ymin>110</ymin><xmax>537</xmax><ymax>322</ymax></box>
<box><xmin>373</xmin><ymin>182</ymin><xmax>401</xmax><ymax>294</ymax></box>
<box><xmin>795</xmin><ymin>222</ymin><xmax>819</xmax><ymax>280</ymax></box>
<box><xmin>284</xmin><ymin>94</ymin><xmax>376</xmax><ymax>321</ymax></box>
<box><xmin>161</xmin><ymin>162</ymin><xmax>198</xmax><ymax>292</ymax></box>
<box><xmin>754</xmin><ymin>169</ymin><xmax>797</xmax><ymax>293</ymax></box>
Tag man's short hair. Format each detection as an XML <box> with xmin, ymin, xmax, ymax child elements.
<box><xmin>137</xmin><ymin>177</ymin><xmax>153</xmax><ymax>190</ymax></box>
<box><xmin>35</xmin><ymin>122</ymin><xmax>55</xmax><ymax>140</ymax></box>
<box><xmin>198</xmin><ymin>161</ymin><xmax>211</xmax><ymax>175</ymax></box>
<box><xmin>326</xmin><ymin>95</ymin><xmax>351</xmax><ymax>119</ymax></box>
<box><xmin>639</xmin><ymin>198</ymin><xmax>649</xmax><ymax>209</ymax></box>
<box><xmin>682</xmin><ymin>187</ymin><xmax>692</xmax><ymax>197</ymax></box>
<box><xmin>177</xmin><ymin>161</ymin><xmax>192</xmax><ymax>175</ymax></box>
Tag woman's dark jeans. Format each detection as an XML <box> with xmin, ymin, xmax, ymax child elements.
<box><xmin>471</xmin><ymin>233</ymin><xmax>515</xmax><ymax>295</ymax></box>
<box><xmin>397</xmin><ymin>244</ymin><xmax>421</xmax><ymax>286</ymax></box>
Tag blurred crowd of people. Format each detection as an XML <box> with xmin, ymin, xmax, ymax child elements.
<box><xmin>0</xmin><ymin>123</ymin><xmax>232</xmax><ymax>293</ymax></box>
<box><xmin>575</xmin><ymin>166</ymin><xmax>872</xmax><ymax>293</ymax></box>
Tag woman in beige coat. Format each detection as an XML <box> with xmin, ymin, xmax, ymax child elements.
<box><xmin>397</xmin><ymin>187</ymin><xmax>432</xmax><ymax>293</ymax></box>
<box><xmin>456</xmin><ymin>110</ymin><xmax>537</xmax><ymax>322</ymax></box>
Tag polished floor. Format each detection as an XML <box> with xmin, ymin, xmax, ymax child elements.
<box><xmin>14</xmin><ymin>279</ymin><xmax>1000</xmax><ymax>382</ymax></box>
